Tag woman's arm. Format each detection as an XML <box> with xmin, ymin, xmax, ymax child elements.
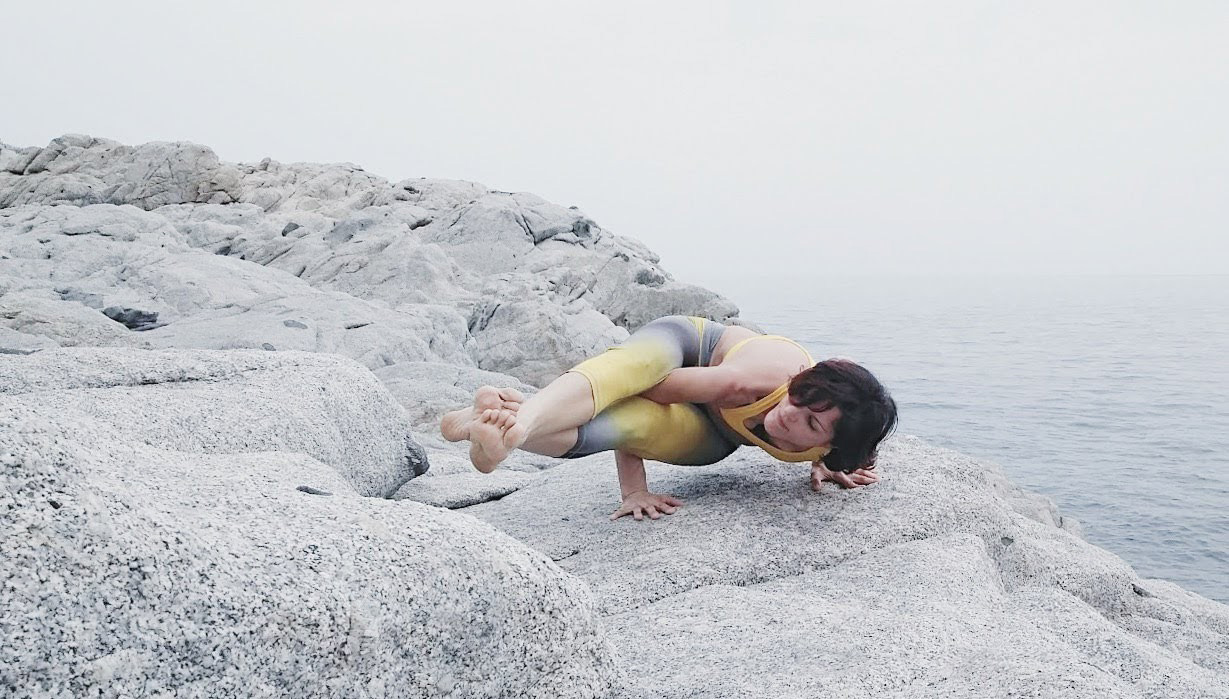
<box><xmin>810</xmin><ymin>460</ymin><xmax>880</xmax><ymax>491</ymax></box>
<box><xmin>640</xmin><ymin>365</ymin><xmax>745</xmax><ymax>405</ymax></box>
<box><xmin>610</xmin><ymin>450</ymin><xmax>683</xmax><ymax>521</ymax></box>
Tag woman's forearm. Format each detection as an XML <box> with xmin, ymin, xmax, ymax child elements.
<box><xmin>641</xmin><ymin>366</ymin><xmax>740</xmax><ymax>405</ymax></box>
<box><xmin>615</xmin><ymin>450</ymin><xmax>648</xmax><ymax>498</ymax></box>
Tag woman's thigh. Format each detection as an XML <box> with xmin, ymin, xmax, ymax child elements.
<box><xmin>566</xmin><ymin>315</ymin><xmax>726</xmax><ymax>417</ymax></box>
<box><xmin>561</xmin><ymin>396</ymin><xmax>739</xmax><ymax>466</ymax></box>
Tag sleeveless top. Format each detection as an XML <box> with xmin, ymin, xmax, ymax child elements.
<box><xmin>715</xmin><ymin>335</ymin><xmax>831</xmax><ymax>463</ymax></box>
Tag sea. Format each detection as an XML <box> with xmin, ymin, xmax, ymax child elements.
<box><xmin>701</xmin><ymin>273</ymin><xmax>1229</xmax><ymax>604</ymax></box>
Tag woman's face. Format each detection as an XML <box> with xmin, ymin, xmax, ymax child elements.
<box><xmin>763</xmin><ymin>398</ymin><xmax>841</xmax><ymax>452</ymax></box>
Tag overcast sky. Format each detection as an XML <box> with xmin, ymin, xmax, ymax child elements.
<box><xmin>6</xmin><ymin>1</ymin><xmax>1227</xmax><ymax>286</ymax></box>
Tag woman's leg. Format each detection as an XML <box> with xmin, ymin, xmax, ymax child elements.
<box><xmin>557</xmin><ymin>396</ymin><xmax>739</xmax><ymax>466</ymax></box>
<box><xmin>466</xmin><ymin>316</ymin><xmax>725</xmax><ymax>471</ymax></box>
<box><xmin>466</xmin><ymin>371</ymin><xmax>595</xmax><ymax>471</ymax></box>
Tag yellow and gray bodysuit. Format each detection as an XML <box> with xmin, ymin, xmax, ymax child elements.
<box><xmin>561</xmin><ymin>315</ymin><xmax>829</xmax><ymax>465</ymax></box>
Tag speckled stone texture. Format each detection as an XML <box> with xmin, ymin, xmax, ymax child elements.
<box><xmin>465</xmin><ymin>436</ymin><xmax>1229</xmax><ymax>698</ymax></box>
<box><xmin>0</xmin><ymin>359</ymin><xmax>618</xmax><ymax>698</ymax></box>
<box><xmin>0</xmin><ymin>347</ymin><xmax>425</xmax><ymax>497</ymax></box>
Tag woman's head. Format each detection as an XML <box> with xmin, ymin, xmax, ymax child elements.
<box><xmin>781</xmin><ymin>358</ymin><xmax>898</xmax><ymax>472</ymax></box>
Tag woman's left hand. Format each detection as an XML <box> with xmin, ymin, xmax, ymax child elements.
<box><xmin>810</xmin><ymin>461</ymin><xmax>879</xmax><ymax>491</ymax></box>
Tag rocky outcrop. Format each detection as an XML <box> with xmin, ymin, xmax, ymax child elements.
<box><xmin>0</xmin><ymin>347</ymin><xmax>427</xmax><ymax>496</ymax></box>
<box><xmin>0</xmin><ymin>135</ymin><xmax>737</xmax><ymax>387</ymax></box>
<box><xmin>1</xmin><ymin>350</ymin><xmax>617</xmax><ymax>698</ymax></box>
<box><xmin>467</xmin><ymin>437</ymin><xmax>1229</xmax><ymax>698</ymax></box>
<box><xmin>3</xmin><ymin>135</ymin><xmax>1227</xmax><ymax>698</ymax></box>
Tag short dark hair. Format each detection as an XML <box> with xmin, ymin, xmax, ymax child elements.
<box><xmin>787</xmin><ymin>359</ymin><xmax>898</xmax><ymax>473</ymax></box>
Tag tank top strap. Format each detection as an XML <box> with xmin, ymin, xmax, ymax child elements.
<box><xmin>718</xmin><ymin>382</ymin><xmax>831</xmax><ymax>463</ymax></box>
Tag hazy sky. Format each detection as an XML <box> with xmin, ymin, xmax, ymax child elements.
<box><xmin>6</xmin><ymin>1</ymin><xmax>1227</xmax><ymax>286</ymax></box>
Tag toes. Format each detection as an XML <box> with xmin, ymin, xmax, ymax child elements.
<box><xmin>502</xmin><ymin>422</ymin><xmax>528</xmax><ymax>450</ymax></box>
<box><xmin>473</xmin><ymin>386</ymin><xmax>503</xmax><ymax>412</ymax></box>
<box><xmin>499</xmin><ymin>387</ymin><xmax>526</xmax><ymax>404</ymax></box>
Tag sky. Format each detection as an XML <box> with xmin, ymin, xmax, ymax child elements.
<box><xmin>5</xmin><ymin>1</ymin><xmax>1227</xmax><ymax>287</ymax></box>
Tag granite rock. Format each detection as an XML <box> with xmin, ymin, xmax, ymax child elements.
<box><xmin>0</xmin><ymin>136</ymin><xmax>738</xmax><ymax>385</ymax></box>
<box><xmin>0</xmin><ymin>352</ymin><xmax>618</xmax><ymax>698</ymax></box>
<box><xmin>1</xmin><ymin>347</ymin><xmax>426</xmax><ymax>496</ymax></box>
<box><xmin>465</xmin><ymin>436</ymin><xmax>1229</xmax><ymax>698</ymax></box>
<box><xmin>5</xmin><ymin>134</ymin><xmax>1228</xmax><ymax>698</ymax></box>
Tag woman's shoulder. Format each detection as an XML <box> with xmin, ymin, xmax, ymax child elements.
<box><xmin>713</xmin><ymin>331</ymin><xmax>813</xmax><ymax>395</ymax></box>
<box><xmin>715</xmin><ymin>331</ymin><xmax>811</xmax><ymax>367</ymax></box>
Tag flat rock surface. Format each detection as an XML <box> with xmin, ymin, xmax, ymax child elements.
<box><xmin>465</xmin><ymin>436</ymin><xmax>1229</xmax><ymax>698</ymax></box>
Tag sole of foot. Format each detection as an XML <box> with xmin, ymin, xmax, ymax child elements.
<box><xmin>440</xmin><ymin>386</ymin><xmax>525</xmax><ymax>442</ymax></box>
<box><xmin>469</xmin><ymin>408</ymin><xmax>516</xmax><ymax>473</ymax></box>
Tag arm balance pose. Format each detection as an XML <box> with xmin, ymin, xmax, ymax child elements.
<box><xmin>441</xmin><ymin>315</ymin><xmax>898</xmax><ymax>521</ymax></box>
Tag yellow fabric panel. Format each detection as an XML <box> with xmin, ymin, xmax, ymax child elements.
<box><xmin>568</xmin><ymin>316</ymin><xmax>712</xmax><ymax>418</ymax></box>
<box><xmin>601</xmin><ymin>397</ymin><xmax>735</xmax><ymax>465</ymax></box>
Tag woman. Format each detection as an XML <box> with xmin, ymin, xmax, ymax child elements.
<box><xmin>441</xmin><ymin>315</ymin><xmax>897</xmax><ymax>521</ymax></box>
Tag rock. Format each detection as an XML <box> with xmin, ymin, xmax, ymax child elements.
<box><xmin>0</xmin><ymin>204</ymin><xmax>475</xmax><ymax>370</ymax></box>
<box><xmin>465</xmin><ymin>274</ymin><xmax>630</xmax><ymax>386</ymax></box>
<box><xmin>1</xmin><ymin>135</ymin><xmax>740</xmax><ymax>386</ymax></box>
<box><xmin>0</xmin><ymin>290</ymin><xmax>136</xmax><ymax>348</ymax></box>
<box><xmin>0</xmin><ymin>134</ymin><xmax>241</xmax><ymax>209</ymax></box>
<box><xmin>0</xmin><ymin>325</ymin><xmax>61</xmax><ymax>355</ymax></box>
<box><xmin>0</xmin><ymin>347</ymin><xmax>426</xmax><ymax>496</ymax></box>
<box><xmin>464</xmin><ymin>436</ymin><xmax>1229</xmax><ymax>697</ymax></box>
<box><xmin>0</xmin><ymin>399</ymin><xmax>618</xmax><ymax>697</ymax></box>
<box><xmin>394</xmin><ymin>468</ymin><xmax>538</xmax><ymax>509</ymax></box>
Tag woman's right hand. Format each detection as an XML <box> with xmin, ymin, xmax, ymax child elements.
<box><xmin>810</xmin><ymin>460</ymin><xmax>880</xmax><ymax>491</ymax></box>
<box><xmin>610</xmin><ymin>490</ymin><xmax>684</xmax><ymax>521</ymax></box>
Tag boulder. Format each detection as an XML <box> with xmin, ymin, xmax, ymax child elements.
<box><xmin>1</xmin><ymin>347</ymin><xmax>426</xmax><ymax>496</ymax></box>
<box><xmin>0</xmin><ymin>351</ymin><xmax>618</xmax><ymax>698</ymax></box>
<box><xmin>464</xmin><ymin>436</ymin><xmax>1229</xmax><ymax>698</ymax></box>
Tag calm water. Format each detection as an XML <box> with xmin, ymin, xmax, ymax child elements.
<box><xmin>704</xmin><ymin>273</ymin><xmax>1229</xmax><ymax>604</ymax></box>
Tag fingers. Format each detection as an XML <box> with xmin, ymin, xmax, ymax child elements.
<box><xmin>831</xmin><ymin>469</ymin><xmax>880</xmax><ymax>488</ymax></box>
<box><xmin>830</xmin><ymin>471</ymin><xmax>857</xmax><ymax>488</ymax></box>
<box><xmin>609</xmin><ymin>495</ymin><xmax>682</xmax><ymax>522</ymax></box>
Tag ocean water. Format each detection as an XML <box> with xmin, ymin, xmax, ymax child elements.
<box><xmin>704</xmin><ymin>273</ymin><xmax>1229</xmax><ymax>604</ymax></box>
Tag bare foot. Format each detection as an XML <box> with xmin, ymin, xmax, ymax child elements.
<box><xmin>469</xmin><ymin>408</ymin><xmax>517</xmax><ymax>473</ymax></box>
<box><xmin>440</xmin><ymin>386</ymin><xmax>525</xmax><ymax>442</ymax></box>
<box><xmin>502</xmin><ymin>419</ymin><xmax>529</xmax><ymax>453</ymax></box>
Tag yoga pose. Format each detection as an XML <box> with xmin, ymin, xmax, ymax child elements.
<box><xmin>441</xmin><ymin>315</ymin><xmax>897</xmax><ymax>521</ymax></box>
